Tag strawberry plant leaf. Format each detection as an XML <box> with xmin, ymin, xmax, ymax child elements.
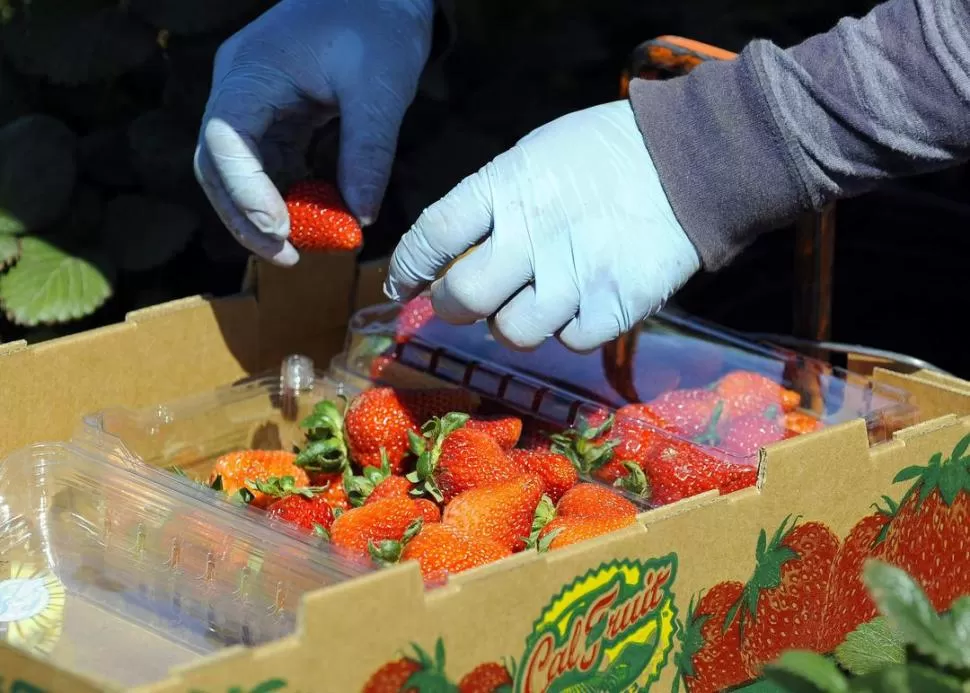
<box><xmin>834</xmin><ymin>617</ymin><xmax>905</xmax><ymax>676</ymax></box>
<box><xmin>100</xmin><ymin>195</ymin><xmax>198</xmax><ymax>272</ymax></box>
<box><xmin>0</xmin><ymin>235</ymin><xmax>20</xmax><ymax>270</ymax></box>
<box><xmin>0</xmin><ymin>236</ymin><xmax>114</xmax><ymax>326</ymax></box>
<box><xmin>127</xmin><ymin>110</ymin><xmax>196</xmax><ymax>195</ymax></box>
<box><xmin>129</xmin><ymin>0</ymin><xmax>266</xmax><ymax>35</ymax></box>
<box><xmin>862</xmin><ymin>561</ymin><xmax>967</xmax><ymax>669</ymax></box>
<box><xmin>762</xmin><ymin>651</ymin><xmax>849</xmax><ymax>692</ymax></box>
<box><xmin>0</xmin><ymin>115</ymin><xmax>76</xmax><ymax>235</ymax></box>
<box><xmin>0</xmin><ymin>0</ymin><xmax>157</xmax><ymax>85</ymax></box>
<box><xmin>0</xmin><ymin>62</ymin><xmax>29</xmax><ymax>128</ymax></box>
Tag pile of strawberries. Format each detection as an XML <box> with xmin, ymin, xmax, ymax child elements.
<box><xmin>195</xmin><ymin>368</ymin><xmax>818</xmax><ymax>586</ymax></box>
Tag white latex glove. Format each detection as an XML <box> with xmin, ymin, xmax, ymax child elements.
<box><xmin>384</xmin><ymin>100</ymin><xmax>702</xmax><ymax>352</ymax></box>
<box><xmin>194</xmin><ymin>0</ymin><xmax>435</xmax><ymax>266</ymax></box>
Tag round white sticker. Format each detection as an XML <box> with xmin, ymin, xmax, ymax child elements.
<box><xmin>0</xmin><ymin>577</ymin><xmax>51</xmax><ymax>623</ymax></box>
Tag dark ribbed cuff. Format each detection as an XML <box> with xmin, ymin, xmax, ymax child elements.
<box><xmin>627</xmin><ymin>46</ymin><xmax>809</xmax><ymax>271</ymax></box>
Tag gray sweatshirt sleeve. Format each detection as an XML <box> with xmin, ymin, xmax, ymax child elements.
<box><xmin>628</xmin><ymin>0</ymin><xmax>970</xmax><ymax>271</ymax></box>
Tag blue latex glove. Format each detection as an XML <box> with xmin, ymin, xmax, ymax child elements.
<box><xmin>384</xmin><ymin>101</ymin><xmax>702</xmax><ymax>352</ymax></box>
<box><xmin>194</xmin><ymin>0</ymin><xmax>435</xmax><ymax>266</ymax></box>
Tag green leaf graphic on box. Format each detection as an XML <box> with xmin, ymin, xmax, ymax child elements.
<box><xmin>763</xmin><ymin>652</ymin><xmax>848</xmax><ymax>693</ymax></box>
<box><xmin>0</xmin><ymin>115</ymin><xmax>76</xmax><ymax>235</ymax></box>
<box><xmin>101</xmin><ymin>195</ymin><xmax>198</xmax><ymax>272</ymax></box>
<box><xmin>0</xmin><ymin>0</ymin><xmax>157</xmax><ymax>85</ymax></box>
<box><xmin>0</xmin><ymin>236</ymin><xmax>21</xmax><ymax>270</ymax></box>
<box><xmin>129</xmin><ymin>0</ymin><xmax>266</xmax><ymax>35</ymax></box>
<box><xmin>834</xmin><ymin>617</ymin><xmax>905</xmax><ymax>676</ymax></box>
<box><xmin>0</xmin><ymin>236</ymin><xmax>114</xmax><ymax>326</ymax></box>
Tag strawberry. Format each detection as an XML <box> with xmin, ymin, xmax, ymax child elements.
<box><xmin>266</xmin><ymin>490</ymin><xmax>335</xmax><ymax>535</ymax></box>
<box><xmin>715</xmin><ymin>370</ymin><xmax>801</xmax><ymax>417</ymax></box>
<box><xmin>442</xmin><ymin>474</ymin><xmax>545</xmax><ymax>552</ymax></box>
<box><xmin>465</xmin><ymin>415</ymin><xmax>522</xmax><ymax>451</ymax></box>
<box><xmin>342</xmin><ymin>451</ymin><xmax>399</xmax><ymax>507</ymax></box>
<box><xmin>362</xmin><ymin>639</ymin><xmax>454</xmax><ymax>693</ymax></box>
<box><xmin>817</xmin><ymin>501</ymin><xmax>895</xmax><ymax>653</ymax></box>
<box><xmin>507</xmin><ymin>448</ymin><xmax>578</xmax><ymax>503</ymax></box>
<box><xmin>208</xmin><ymin>450</ymin><xmax>309</xmax><ymax>509</ymax></box>
<box><xmin>555</xmin><ymin>483</ymin><xmax>639</xmax><ymax>520</ymax></box>
<box><xmin>329</xmin><ymin>497</ymin><xmax>424</xmax><ymax>561</ymax></box>
<box><xmin>517</xmin><ymin>422</ymin><xmax>564</xmax><ymax>451</ymax></box>
<box><xmin>344</xmin><ymin>387</ymin><xmax>476</xmax><ymax>472</ymax></box>
<box><xmin>782</xmin><ymin>410</ymin><xmax>824</xmax><ymax>436</ymax></box>
<box><xmin>458</xmin><ymin>661</ymin><xmax>514</xmax><ymax>693</ymax></box>
<box><xmin>369</xmin><ymin>475</ymin><xmax>414</xmax><ymax>503</ymax></box>
<box><xmin>395</xmin><ymin>295</ymin><xmax>435</xmax><ymax>343</ymax></box>
<box><xmin>643</xmin><ymin>389</ymin><xmax>721</xmax><ymax>437</ymax></box>
<box><xmin>876</xmin><ymin>435</ymin><xmax>970</xmax><ymax>612</ymax></box>
<box><xmin>295</xmin><ymin>398</ymin><xmax>351</xmax><ymax>476</ymax></box>
<box><xmin>536</xmin><ymin>515</ymin><xmax>636</xmax><ymax>551</ymax></box>
<box><xmin>401</xmin><ymin>523</ymin><xmax>511</xmax><ymax>586</ymax></box>
<box><xmin>308</xmin><ymin>471</ymin><xmax>351</xmax><ymax>512</ymax></box>
<box><xmin>645</xmin><ymin>441</ymin><xmax>757</xmax><ymax>506</ymax></box>
<box><xmin>407</xmin><ymin>414</ymin><xmax>520</xmax><ymax>504</ymax></box>
<box><xmin>414</xmin><ymin>498</ymin><xmax>442</xmax><ymax>524</ymax></box>
<box><xmin>284</xmin><ymin>180</ymin><xmax>362</xmax><ymax>251</ymax></box>
<box><xmin>719</xmin><ymin>409</ymin><xmax>788</xmax><ymax>457</ymax></box>
<box><xmin>727</xmin><ymin>516</ymin><xmax>840</xmax><ymax>676</ymax></box>
<box><xmin>674</xmin><ymin>582</ymin><xmax>748</xmax><ymax>693</ymax></box>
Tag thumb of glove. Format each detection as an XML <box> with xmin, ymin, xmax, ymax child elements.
<box><xmin>337</xmin><ymin>95</ymin><xmax>409</xmax><ymax>226</ymax></box>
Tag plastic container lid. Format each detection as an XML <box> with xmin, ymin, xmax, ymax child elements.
<box><xmin>0</xmin><ymin>441</ymin><xmax>368</xmax><ymax>687</ymax></box>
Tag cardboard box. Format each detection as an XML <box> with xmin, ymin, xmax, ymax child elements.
<box><xmin>3</xmin><ymin>253</ymin><xmax>970</xmax><ymax>692</ymax></box>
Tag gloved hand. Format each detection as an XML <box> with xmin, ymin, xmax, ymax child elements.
<box><xmin>194</xmin><ymin>0</ymin><xmax>435</xmax><ymax>266</ymax></box>
<box><xmin>384</xmin><ymin>100</ymin><xmax>702</xmax><ymax>352</ymax></box>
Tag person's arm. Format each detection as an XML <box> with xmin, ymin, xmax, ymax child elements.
<box><xmin>629</xmin><ymin>0</ymin><xmax>970</xmax><ymax>271</ymax></box>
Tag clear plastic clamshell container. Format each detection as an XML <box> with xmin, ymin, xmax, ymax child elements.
<box><xmin>0</xmin><ymin>441</ymin><xmax>368</xmax><ymax>688</ymax></box>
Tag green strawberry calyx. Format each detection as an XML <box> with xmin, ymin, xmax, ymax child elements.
<box><xmin>367</xmin><ymin>517</ymin><xmax>424</xmax><ymax>566</ymax></box>
<box><xmin>402</xmin><ymin>638</ymin><xmax>458</xmax><ymax>692</ymax></box>
<box><xmin>692</xmin><ymin>400</ymin><xmax>726</xmax><ymax>448</ymax></box>
<box><xmin>405</xmin><ymin>412</ymin><xmax>470</xmax><ymax>503</ymax></box>
<box><xmin>891</xmin><ymin>433</ymin><xmax>970</xmax><ymax>513</ymax></box>
<box><xmin>724</xmin><ymin>514</ymin><xmax>801</xmax><ymax>637</ymax></box>
<box><xmin>613</xmin><ymin>460</ymin><xmax>651</xmax><ymax>499</ymax></box>
<box><xmin>671</xmin><ymin>594</ymin><xmax>707</xmax><ymax>690</ymax></box>
<box><xmin>523</xmin><ymin>495</ymin><xmax>556</xmax><ymax>550</ymax></box>
<box><xmin>249</xmin><ymin>475</ymin><xmax>327</xmax><ymax>500</ymax></box>
<box><xmin>295</xmin><ymin>397</ymin><xmax>351</xmax><ymax>473</ymax></box>
<box><xmin>548</xmin><ymin>414</ymin><xmax>619</xmax><ymax>475</ymax></box>
<box><xmin>343</xmin><ymin>449</ymin><xmax>393</xmax><ymax>508</ymax></box>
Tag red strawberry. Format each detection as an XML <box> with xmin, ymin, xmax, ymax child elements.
<box><xmin>442</xmin><ymin>474</ymin><xmax>544</xmax><ymax>552</ymax></box>
<box><xmin>266</xmin><ymin>491</ymin><xmax>335</xmax><ymax>535</ymax></box>
<box><xmin>284</xmin><ymin>180</ymin><xmax>362</xmax><ymax>251</ymax></box>
<box><xmin>715</xmin><ymin>370</ymin><xmax>801</xmax><ymax>417</ymax></box>
<box><xmin>877</xmin><ymin>435</ymin><xmax>970</xmax><ymax>612</ymax></box>
<box><xmin>414</xmin><ymin>498</ymin><xmax>442</xmax><ymax>524</ymax></box>
<box><xmin>407</xmin><ymin>414</ymin><xmax>521</xmax><ymax>504</ymax></box>
<box><xmin>817</xmin><ymin>501</ymin><xmax>895</xmax><ymax>653</ymax></box>
<box><xmin>395</xmin><ymin>295</ymin><xmax>435</xmax><ymax>343</ymax></box>
<box><xmin>465</xmin><ymin>415</ymin><xmax>522</xmax><ymax>450</ymax></box>
<box><xmin>308</xmin><ymin>471</ymin><xmax>351</xmax><ymax>512</ymax></box>
<box><xmin>782</xmin><ymin>411</ymin><xmax>824</xmax><ymax>436</ymax></box>
<box><xmin>728</xmin><ymin>517</ymin><xmax>840</xmax><ymax>676</ymax></box>
<box><xmin>507</xmin><ymin>448</ymin><xmax>578</xmax><ymax>503</ymax></box>
<box><xmin>401</xmin><ymin>523</ymin><xmax>511</xmax><ymax>586</ymax></box>
<box><xmin>329</xmin><ymin>498</ymin><xmax>424</xmax><ymax>561</ymax></box>
<box><xmin>344</xmin><ymin>387</ymin><xmax>476</xmax><ymax>472</ymax></box>
<box><xmin>517</xmin><ymin>422</ymin><xmax>564</xmax><ymax>451</ymax></box>
<box><xmin>643</xmin><ymin>389</ymin><xmax>721</xmax><ymax>437</ymax></box>
<box><xmin>719</xmin><ymin>410</ymin><xmax>788</xmax><ymax>457</ymax></box>
<box><xmin>674</xmin><ymin>582</ymin><xmax>748</xmax><ymax>693</ymax></box>
<box><xmin>368</xmin><ymin>475</ymin><xmax>414</xmax><ymax>503</ymax></box>
<box><xmin>555</xmin><ymin>483</ymin><xmax>639</xmax><ymax>519</ymax></box>
<box><xmin>536</xmin><ymin>514</ymin><xmax>636</xmax><ymax>551</ymax></box>
<box><xmin>342</xmin><ymin>451</ymin><xmax>398</xmax><ymax>507</ymax></box>
<box><xmin>208</xmin><ymin>450</ymin><xmax>309</xmax><ymax>509</ymax></box>
<box><xmin>645</xmin><ymin>441</ymin><xmax>757</xmax><ymax>506</ymax></box>
<box><xmin>458</xmin><ymin>661</ymin><xmax>514</xmax><ymax>693</ymax></box>
<box><xmin>362</xmin><ymin>639</ymin><xmax>453</xmax><ymax>693</ymax></box>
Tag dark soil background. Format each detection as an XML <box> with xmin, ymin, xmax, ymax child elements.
<box><xmin>1</xmin><ymin>0</ymin><xmax>965</xmax><ymax>375</ymax></box>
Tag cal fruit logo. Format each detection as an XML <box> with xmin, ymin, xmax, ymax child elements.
<box><xmin>517</xmin><ymin>556</ymin><xmax>678</xmax><ymax>692</ymax></box>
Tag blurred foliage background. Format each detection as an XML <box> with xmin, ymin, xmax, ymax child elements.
<box><xmin>1</xmin><ymin>0</ymin><xmax>968</xmax><ymax>374</ymax></box>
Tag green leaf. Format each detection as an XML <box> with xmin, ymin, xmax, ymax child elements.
<box><xmin>862</xmin><ymin>561</ymin><xmax>968</xmax><ymax>668</ymax></box>
<box><xmin>0</xmin><ymin>236</ymin><xmax>114</xmax><ymax>326</ymax></box>
<box><xmin>0</xmin><ymin>62</ymin><xmax>29</xmax><ymax>128</ymax></box>
<box><xmin>762</xmin><ymin>651</ymin><xmax>849</xmax><ymax>693</ymax></box>
<box><xmin>100</xmin><ymin>195</ymin><xmax>198</xmax><ymax>272</ymax></box>
<box><xmin>834</xmin><ymin>618</ymin><xmax>905</xmax><ymax>676</ymax></box>
<box><xmin>129</xmin><ymin>0</ymin><xmax>265</xmax><ymax>34</ymax></box>
<box><xmin>79</xmin><ymin>128</ymin><xmax>138</xmax><ymax>191</ymax></box>
<box><xmin>0</xmin><ymin>115</ymin><xmax>77</xmax><ymax>235</ymax></box>
<box><xmin>0</xmin><ymin>235</ymin><xmax>20</xmax><ymax>269</ymax></box>
<box><xmin>0</xmin><ymin>0</ymin><xmax>158</xmax><ymax>85</ymax></box>
<box><xmin>127</xmin><ymin>110</ymin><xmax>196</xmax><ymax>195</ymax></box>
